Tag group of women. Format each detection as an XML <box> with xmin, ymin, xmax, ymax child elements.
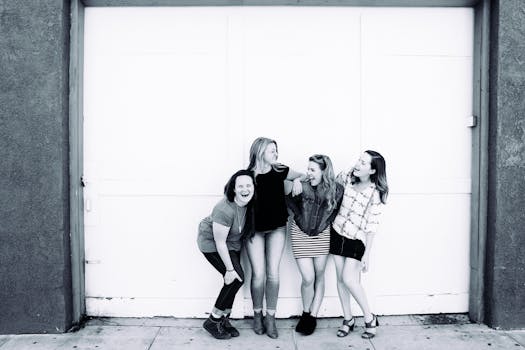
<box><xmin>196</xmin><ymin>137</ymin><xmax>389</xmax><ymax>341</ymax></box>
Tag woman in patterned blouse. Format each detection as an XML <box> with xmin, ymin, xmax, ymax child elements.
<box><xmin>329</xmin><ymin>150</ymin><xmax>389</xmax><ymax>340</ymax></box>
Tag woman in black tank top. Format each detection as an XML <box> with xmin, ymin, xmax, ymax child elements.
<box><xmin>244</xmin><ymin>137</ymin><xmax>305</xmax><ymax>339</ymax></box>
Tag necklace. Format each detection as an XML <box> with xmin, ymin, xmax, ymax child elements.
<box><xmin>236</xmin><ymin>205</ymin><xmax>247</xmax><ymax>233</ymax></box>
<box><xmin>354</xmin><ymin>181</ymin><xmax>372</xmax><ymax>193</ymax></box>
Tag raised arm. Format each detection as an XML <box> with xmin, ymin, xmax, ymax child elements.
<box><xmin>335</xmin><ymin>168</ymin><xmax>354</xmax><ymax>186</ymax></box>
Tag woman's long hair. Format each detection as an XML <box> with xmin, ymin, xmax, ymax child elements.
<box><xmin>309</xmin><ymin>154</ymin><xmax>338</xmax><ymax>211</ymax></box>
<box><xmin>352</xmin><ymin>150</ymin><xmax>389</xmax><ymax>204</ymax></box>
<box><xmin>247</xmin><ymin>137</ymin><xmax>287</xmax><ymax>176</ymax></box>
<box><xmin>223</xmin><ymin>169</ymin><xmax>256</xmax><ymax>239</ymax></box>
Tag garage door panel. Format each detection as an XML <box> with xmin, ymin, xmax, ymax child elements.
<box><xmin>243</xmin><ymin>10</ymin><xmax>361</xmax><ymax>175</ymax></box>
<box><xmin>85</xmin><ymin>55</ymin><xmax>228</xmax><ymax>116</ymax></box>
<box><xmin>84</xmin><ymin>8</ymin><xmax>234</xmax><ymax>193</ymax></box>
<box><xmin>242</xmin><ymin>8</ymin><xmax>360</xmax><ymax>55</ymax></box>
<box><xmin>84</xmin><ymin>55</ymin><xmax>232</xmax><ymax>183</ymax></box>
<box><xmin>362</xmin><ymin>56</ymin><xmax>472</xmax><ymax>195</ymax></box>
<box><xmin>84</xmin><ymin>7</ymin><xmax>229</xmax><ymax>55</ymax></box>
<box><xmin>361</xmin><ymin>8</ymin><xmax>473</xmax><ymax>57</ymax></box>
<box><xmin>370</xmin><ymin>194</ymin><xmax>470</xmax><ymax>296</ymax></box>
<box><xmin>85</xmin><ymin>195</ymin><xmax>223</xmax><ymax>298</ymax></box>
<box><xmin>362</xmin><ymin>56</ymin><xmax>473</xmax><ymax>119</ymax></box>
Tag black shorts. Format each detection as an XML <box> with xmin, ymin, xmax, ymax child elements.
<box><xmin>329</xmin><ymin>226</ymin><xmax>365</xmax><ymax>261</ymax></box>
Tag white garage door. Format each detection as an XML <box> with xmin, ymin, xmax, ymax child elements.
<box><xmin>83</xmin><ymin>7</ymin><xmax>473</xmax><ymax>318</ymax></box>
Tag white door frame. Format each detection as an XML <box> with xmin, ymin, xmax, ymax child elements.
<box><xmin>69</xmin><ymin>0</ymin><xmax>490</xmax><ymax>325</ymax></box>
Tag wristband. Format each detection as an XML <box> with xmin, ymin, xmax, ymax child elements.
<box><xmin>226</xmin><ymin>269</ymin><xmax>234</xmax><ymax>272</ymax></box>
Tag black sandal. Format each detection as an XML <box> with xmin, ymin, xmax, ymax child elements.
<box><xmin>336</xmin><ymin>317</ymin><xmax>355</xmax><ymax>337</ymax></box>
<box><xmin>361</xmin><ymin>314</ymin><xmax>379</xmax><ymax>339</ymax></box>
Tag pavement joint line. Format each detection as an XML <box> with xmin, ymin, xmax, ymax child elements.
<box><xmin>0</xmin><ymin>336</ymin><xmax>12</xmax><ymax>349</ymax></box>
<box><xmin>145</xmin><ymin>326</ymin><xmax>161</xmax><ymax>350</ymax></box>
<box><xmin>368</xmin><ymin>337</ymin><xmax>377</xmax><ymax>350</ymax></box>
<box><xmin>505</xmin><ymin>332</ymin><xmax>525</xmax><ymax>348</ymax></box>
<box><xmin>291</xmin><ymin>327</ymin><xmax>299</xmax><ymax>350</ymax></box>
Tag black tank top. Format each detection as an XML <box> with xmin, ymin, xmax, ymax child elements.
<box><xmin>254</xmin><ymin>166</ymin><xmax>290</xmax><ymax>231</ymax></box>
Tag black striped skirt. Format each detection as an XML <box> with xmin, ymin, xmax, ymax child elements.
<box><xmin>289</xmin><ymin>220</ymin><xmax>330</xmax><ymax>259</ymax></box>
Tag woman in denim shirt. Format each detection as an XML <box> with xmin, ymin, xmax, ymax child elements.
<box><xmin>286</xmin><ymin>154</ymin><xmax>344</xmax><ymax>335</ymax></box>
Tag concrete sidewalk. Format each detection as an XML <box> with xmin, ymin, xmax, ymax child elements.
<box><xmin>0</xmin><ymin>315</ymin><xmax>523</xmax><ymax>349</ymax></box>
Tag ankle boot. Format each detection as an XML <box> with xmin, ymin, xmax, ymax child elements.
<box><xmin>221</xmin><ymin>314</ymin><xmax>240</xmax><ymax>337</ymax></box>
<box><xmin>295</xmin><ymin>311</ymin><xmax>310</xmax><ymax>334</ymax></box>
<box><xmin>264</xmin><ymin>313</ymin><xmax>278</xmax><ymax>339</ymax></box>
<box><xmin>203</xmin><ymin>316</ymin><xmax>231</xmax><ymax>340</ymax></box>
<box><xmin>253</xmin><ymin>311</ymin><xmax>265</xmax><ymax>335</ymax></box>
<box><xmin>302</xmin><ymin>314</ymin><xmax>317</xmax><ymax>335</ymax></box>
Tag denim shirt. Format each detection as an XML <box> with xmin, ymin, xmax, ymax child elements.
<box><xmin>286</xmin><ymin>181</ymin><xmax>344</xmax><ymax>236</ymax></box>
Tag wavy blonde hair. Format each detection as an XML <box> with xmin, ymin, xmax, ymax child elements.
<box><xmin>309</xmin><ymin>154</ymin><xmax>338</xmax><ymax>211</ymax></box>
<box><xmin>247</xmin><ymin>137</ymin><xmax>287</xmax><ymax>176</ymax></box>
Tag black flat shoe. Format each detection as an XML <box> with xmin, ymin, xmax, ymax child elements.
<box><xmin>295</xmin><ymin>311</ymin><xmax>310</xmax><ymax>334</ymax></box>
<box><xmin>302</xmin><ymin>314</ymin><xmax>317</xmax><ymax>336</ymax></box>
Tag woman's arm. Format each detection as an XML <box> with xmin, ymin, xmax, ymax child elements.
<box><xmin>286</xmin><ymin>168</ymin><xmax>307</xmax><ymax>196</ymax></box>
<box><xmin>361</xmin><ymin>234</ymin><xmax>375</xmax><ymax>273</ymax></box>
<box><xmin>362</xmin><ymin>193</ymin><xmax>382</xmax><ymax>273</ymax></box>
<box><xmin>212</xmin><ymin>222</ymin><xmax>242</xmax><ymax>285</ymax></box>
<box><xmin>327</xmin><ymin>183</ymin><xmax>345</xmax><ymax>223</ymax></box>
<box><xmin>286</xmin><ymin>168</ymin><xmax>306</xmax><ymax>181</ymax></box>
<box><xmin>335</xmin><ymin>168</ymin><xmax>354</xmax><ymax>186</ymax></box>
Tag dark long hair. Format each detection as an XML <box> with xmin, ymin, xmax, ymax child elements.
<box><xmin>223</xmin><ymin>169</ymin><xmax>256</xmax><ymax>239</ymax></box>
<box><xmin>352</xmin><ymin>150</ymin><xmax>389</xmax><ymax>204</ymax></box>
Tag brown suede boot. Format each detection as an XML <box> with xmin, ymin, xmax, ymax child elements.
<box><xmin>253</xmin><ymin>311</ymin><xmax>265</xmax><ymax>335</ymax></box>
<box><xmin>264</xmin><ymin>313</ymin><xmax>278</xmax><ymax>339</ymax></box>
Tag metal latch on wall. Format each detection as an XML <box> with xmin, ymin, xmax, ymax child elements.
<box><xmin>466</xmin><ymin>115</ymin><xmax>478</xmax><ymax>128</ymax></box>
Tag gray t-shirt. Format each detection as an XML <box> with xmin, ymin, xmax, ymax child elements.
<box><xmin>197</xmin><ymin>197</ymin><xmax>246</xmax><ymax>253</ymax></box>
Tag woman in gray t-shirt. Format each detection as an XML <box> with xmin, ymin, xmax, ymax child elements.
<box><xmin>197</xmin><ymin>169</ymin><xmax>255</xmax><ymax>340</ymax></box>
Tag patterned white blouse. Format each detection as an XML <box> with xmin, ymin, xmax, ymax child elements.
<box><xmin>332</xmin><ymin>172</ymin><xmax>383</xmax><ymax>245</ymax></box>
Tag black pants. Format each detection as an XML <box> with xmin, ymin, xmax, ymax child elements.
<box><xmin>203</xmin><ymin>250</ymin><xmax>244</xmax><ymax>311</ymax></box>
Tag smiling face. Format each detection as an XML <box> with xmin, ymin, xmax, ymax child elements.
<box><xmin>307</xmin><ymin>161</ymin><xmax>323</xmax><ymax>186</ymax></box>
<box><xmin>353</xmin><ymin>152</ymin><xmax>376</xmax><ymax>179</ymax></box>
<box><xmin>262</xmin><ymin>142</ymin><xmax>278</xmax><ymax>164</ymax></box>
<box><xmin>234</xmin><ymin>175</ymin><xmax>254</xmax><ymax>206</ymax></box>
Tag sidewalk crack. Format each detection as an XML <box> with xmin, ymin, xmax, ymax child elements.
<box><xmin>368</xmin><ymin>338</ymin><xmax>377</xmax><ymax>350</ymax></box>
<box><xmin>146</xmin><ymin>327</ymin><xmax>162</xmax><ymax>350</ymax></box>
<box><xmin>505</xmin><ymin>333</ymin><xmax>525</xmax><ymax>348</ymax></box>
<box><xmin>292</xmin><ymin>328</ymin><xmax>299</xmax><ymax>350</ymax></box>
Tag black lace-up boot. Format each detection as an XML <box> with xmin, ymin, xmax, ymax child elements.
<box><xmin>222</xmin><ymin>314</ymin><xmax>240</xmax><ymax>337</ymax></box>
<box><xmin>203</xmin><ymin>316</ymin><xmax>231</xmax><ymax>340</ymax></box>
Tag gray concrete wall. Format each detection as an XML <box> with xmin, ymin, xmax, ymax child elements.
<box><xmin>485</xmin><ymin>0</ymin><xmax>525</xmax><ymax>330</ymax></box>
<box><xmin>0</xmin><ymin>1</ymin><xmax>73</xmax><ymax>333</ymax></box>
